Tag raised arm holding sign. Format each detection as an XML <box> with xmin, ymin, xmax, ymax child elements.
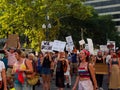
<box><xmin>2</xmin><ymin>34</ymin><xmax>21</xmax><ymax>90</ymax></box>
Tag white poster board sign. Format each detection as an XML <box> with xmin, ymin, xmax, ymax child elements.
<box><xmin>52</xmin><ymin>40</ymin><xmax>66</xmax><ymax>52</ymax></box>
<box><xmin>66</xmin><ymin>36</ymin><xmax>74</xmax><ymax>51</ymax></box>
<box><xmin>87</xmin><ymin>38</ymin><xmax>94</xmax><ymax>55</ymax></box>
<box><xmin>41</xmin><ymin>41</ymin><xmax>53</xmax><ymax>52</ymax></box>
<box><xmin>100</xmin><ymin>45</ymin><xmax>108</xmax><ymax>52</ymax></box>
<box><xmin>66</xmin><ymin>36</ymin><xmax>74</xmax><ymax>46</ymax></box>
<box><xmin>66</xmin><ymin>44</ymin><xmax>73</xmax><ymax>52</ymax></box>
<box><xmin>85</xmin><ymin>44</ymin><xmax>89</xmax><ymax>50</ymax></box>
<box><xmin>79</xmin><ymin>39</ymin><xmax>85</xmax><ymax>45</ymax></box>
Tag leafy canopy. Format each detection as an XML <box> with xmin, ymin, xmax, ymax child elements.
<box><xmin>0</xmin><ymin>0</ymin><xmax>93</xmax><ymax>51</ymax></box>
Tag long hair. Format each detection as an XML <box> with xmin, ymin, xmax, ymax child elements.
<box><xmin>78</xmin><ymin>49</ymin><xmax>90</xmax><ymax>66</ymax></box>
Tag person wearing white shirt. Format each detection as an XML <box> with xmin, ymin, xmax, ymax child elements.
<box><xmin>0</xmin><ymin>61</ymin><xmax>7</xmax><ymax>90</ymax></box>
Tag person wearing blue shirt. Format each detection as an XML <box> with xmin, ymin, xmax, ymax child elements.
<box><xmin>2</xmin><ymin>54</ymin><xmax>8</xmax><ymax>70</ymax></box>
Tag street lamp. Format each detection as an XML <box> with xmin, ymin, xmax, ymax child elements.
<box><xmin>42</xmin><ymin>15</ymin><xmax>51</xmax><ymax>41</ymax></box>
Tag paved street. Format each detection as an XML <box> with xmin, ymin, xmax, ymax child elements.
<box><xmin>35</xmin><ymin>74</ymin><xmax>108</xmax><ymax>90</ymax></box>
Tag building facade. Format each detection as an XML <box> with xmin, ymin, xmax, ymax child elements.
<box><xmin>85</xmin><ymin>0</ymin><xmax>120</xmax><ymax>31</ymax></box>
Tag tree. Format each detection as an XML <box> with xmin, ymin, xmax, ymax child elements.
<box><xmin>0</xmin><ymin>0</ymin><xmax>93</xmax><ymax>51</ymax></box>
<box><xmin>84</xmin><ymin>14</ymin><xmax>120</xmax><ymax>46</ymax></box>
<box><xmin>58</xmin><ymin>10</ymin><xmax>120</xmax><ymax>48</ymax></box>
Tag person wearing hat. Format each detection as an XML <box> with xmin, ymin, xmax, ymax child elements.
<box><xmin>3</xmin><ymin>37</ymin><xmax>21</xmax><ymax>89</ymax></box>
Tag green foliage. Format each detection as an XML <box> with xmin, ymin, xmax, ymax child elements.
<box><xmin>0</xmin><ymin>0</ymin><xmax>93</xmax><ymax>51</ymax></box>
<box><xmin>58</xmin><ymin>10</ymin><xmax>120</xmax><ymax>48</ymax></box>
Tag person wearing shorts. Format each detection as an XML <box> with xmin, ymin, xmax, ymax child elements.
<box><xmin>41</xmin><ymin>52</ymin><xmax>51</xmax><ymax>90</ymax></box>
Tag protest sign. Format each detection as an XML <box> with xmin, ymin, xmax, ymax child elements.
<box><xmin>95</xmin><ymin>64</ymin><xmax>108</xmax><ymax>74</ymax></box>
<box><xmin>41</xmin><ymin>41</ymin><xmax>53</xmax><ymax>52</ymax></box>
<box><xmin>100</xmin><ymin>45</ymin><xmax>108</xmax><ymax>52</ymax></box>
<box><xmin>87</xmin><ymin>38</ymin><xmax>94</xmax><ymax>55</ymax></box>
<box><xmin>66</xmin><ymin>44</ymin><xmax>73</xmax><ymax>52</ymax></box>
<box><xmin>66</xmin><ymin>36</ymin><xmax>74</xmax><ymax>51</ymax></box>
<box><xmin>79</xmin><ymin>39</ymin><xmax>85</xmax><ymax>45</ymax></box>
<box><xmin>52</xmin><ymin>40</ymin><xmax>66</xmax><ymax>52</ymax></box>
<box><xmin>7</xmin><ymin>34</ymin><xmax>18</xmax><ymax>48</ymax></box>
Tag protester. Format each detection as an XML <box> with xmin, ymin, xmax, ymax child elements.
<box><xmin>52</xmin><ymin>51</ymin><xmax>59</xmax><ymax>80</ymax></box>
<box><xmin>71</xmin><ymin>47</ymin><xmax>78</xmax><ymax>76</ymax></box>
<box><xmin>65</xmin><ymin>51</ymin><xmax>71</xmax><ymax>87</ymax></box>
<box><xmin>37</xmin><ymin>53</ymin><xmax>44</xmax><ymax>74</ymax></box>
<box><xmin>56</xmin><ymin>52</ymin><xmax>66</xmax><ymax>90</ymax></box>
<box><xmin>89</xmin><ymin>54</ymin><xmax>96</xmax><ymax>66</ymax></box>
<box><xmin>95</xmin><ymin>50</ymin><xmax>104</xmax><ymax>90</ymax></box>
<box><xmin>3</xmin><ymin>37</ymin><xmax>21</xmax><ymax>89</ymax></box>
<box><xmin>64</xmin><ymin>58</ymin><xmax>71</xmax><ymax>88</ymax></box>
<box><xmin>0</xmin><ymin>60</ymin><xmax>7</xmax><ymax>90</ymax></box>
<box><xmin>103</xmin><ymin>50</ymin><xmax>109</xmax><ymax>64</ymax></box>
<box><xmin>41</xmin><ymin>52</ymin><xmax>52</xmax><ymax>90</ymax></box>
<box><xmin>36</xmin><ymin>53</ymin><xmax>44</xmax><ymax>85</ymax></box>
<box><xmin>106</xmin><ymin>49</ymin><xmax>114</xmax><ymax>65</ymax></box>
<box><xmin>72</xmin><ymin>49</ymin><xmax>98</xmax><ymax>90</ymax></box>
<box><xmin>1</xmin><ymin>53</ymin><xmax>8</xmax><ymax>71</ymax></box>
<box><xmin>106</xmin><ymin>49</ymin><xmax>114</xmax><ymax>84</ymax></box>
<box><xmin>27</xmin><ymin>53</ymin><xmax>36</xmax><ymax>90</ymax></box>
<box><xmin>50</xmin><ymin>58</ymin><xmax>55</xmax><ymax>81</ymax></box>
<box><xmin>12</xmin><ymin>49</ymin><xmax>33</xmax><ymax>90</ymax></box>
<box><xmin>109</xmin><ymin>52</ymin><xmax>120</xmax><ymax>90</ymax></box>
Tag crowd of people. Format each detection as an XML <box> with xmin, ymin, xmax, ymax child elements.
<box><xmin>0</xmin><ymin>39</ymin><xmax>120</xmax><ymax>90</ymax></box>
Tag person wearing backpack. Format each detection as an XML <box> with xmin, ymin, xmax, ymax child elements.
<box><xmin>27</xmin><ymin>53</ymin><xmax>41</xmax><ymax>90</ymax></box>
<box><xmin>12</xmin><ymin>49</ymin><xmax>33</xmax><ymax>90</ymax></box>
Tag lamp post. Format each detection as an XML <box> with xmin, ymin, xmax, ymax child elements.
<box><xmin>42</xmin><ymin>16</ymin><xmax>51</xmax><ymax>41</ymax></box>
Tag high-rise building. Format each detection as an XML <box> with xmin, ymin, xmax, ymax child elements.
<box><xmin>85</xmin><ymin>0</ymin><xmax>120</xmax><ymax>31</ymax></box>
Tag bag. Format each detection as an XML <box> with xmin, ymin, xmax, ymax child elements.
<box><xmin>27</xmin><ymin>74</ymin><xmax>39</xmax><ymax>85</ymax></box>
<box><xmin>36</xmin><ymin>59</ymin><xmax>42</xmax><ymax>74</ymax></box>
<box><xmin>25</xmin><ymin>60</ymin><xmax>39</xmax><ymax>85</ymax></box>
<box><xmin>18</xmin><ymin>72</ymin><xmax>24</xmax><ymax>84</ymax></box>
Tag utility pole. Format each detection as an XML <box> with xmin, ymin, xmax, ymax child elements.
<box><xmin>80</xmin><ymin>28</ymin><xmax>84</xmax><ymax>50</ymax></box>
<box><xmin>81</xmin><ymin>28</ymin><xmax>84</xmax><ymax>40</ymax></box>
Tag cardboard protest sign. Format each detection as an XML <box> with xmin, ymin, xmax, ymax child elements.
<box><xmin>41</xmin><ymin>41</ymin><xmax>53</xmax><ymax>52</ymax></box>
<box><xmin>52</xmin><ymin>40</ymin><xmax>66</xmax><ymax>52</ymax></box>
<box><xmin>7</xmin><ymin>34</ymin><xmax>18</xmax><ymax>48</ymax></box>
<box><xmin>95</xmin><ymin>64</ymin><xmax>108</xmax><ymax>74</ymax></box>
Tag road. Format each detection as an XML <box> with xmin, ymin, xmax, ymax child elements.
<box><xmin>35</xmin><ymin>74</ymin><xmax>108</xmax><ymax>90</ymax></box>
